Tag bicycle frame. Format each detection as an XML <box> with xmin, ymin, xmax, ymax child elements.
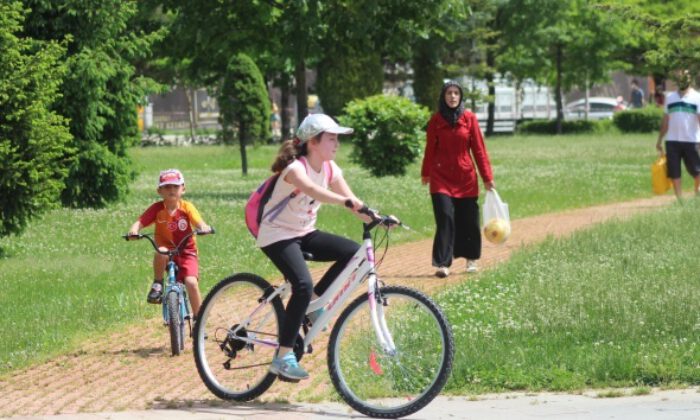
<box><xmin>230</xmin><ymin>225</ymin><xmax>397</xmax><ymax>355</ymax></box>
<box><xmin>162</xmin><ymin>259</ymin><xmax>190</xmax><ymax>326</ymax></box>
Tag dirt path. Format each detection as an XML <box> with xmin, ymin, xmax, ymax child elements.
<box><xmin>0</xmin><ymin>195</ymin><xmax>677</xmax><ymax>417</ymax></box>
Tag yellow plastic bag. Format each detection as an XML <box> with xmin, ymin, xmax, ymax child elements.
<box><xmin>651</xmin><ymin>155</ymin><xmax>672</xmax><ymax>195</ymax></box>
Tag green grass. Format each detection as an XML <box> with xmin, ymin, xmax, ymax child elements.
<box><xmin>439</xmin><ymin>199</ymin><xmax>700</xmax><ymax>393</ymax></box>
<box><xmin>0</xmin><ymin>132</ymin><xmax>692</xmax><ymax>378</ymax></box>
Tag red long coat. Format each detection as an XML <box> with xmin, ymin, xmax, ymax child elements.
<box><xmin>421</xmin><ymin>111</ymin><xmax>493</xmax><ymax>198</ymax></box>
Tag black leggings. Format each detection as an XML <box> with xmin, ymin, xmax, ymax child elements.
<box><xmin>261</xmin><ymin>230</ymin><xmax>360</xmax><ymax>347</ymax></box>
<box><xmin>431</xmin><ymin>193</ymin><xmax>481</xmax><ymax>267</ymax></box>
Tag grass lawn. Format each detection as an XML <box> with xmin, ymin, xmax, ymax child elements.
<box><xmin>0</xmin><ymin>132</ymin><xmax>693</xmax><ymax>381</ymax></box>
<box><xmin>440</xmin><ymin>199</ymin><xmax>700</xmax><ymax>392</ymax></box>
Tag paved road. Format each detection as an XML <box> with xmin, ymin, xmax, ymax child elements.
<box><xmin>13</xmin><ymin>388</ymin><xmax>700</xmax><ymax>420</ymax></box>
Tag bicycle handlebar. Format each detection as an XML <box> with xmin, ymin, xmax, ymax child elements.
<box><xmin>344</xmin><ymin>200</ymin><xmax>409</xmax><ymax>230</ymax></box>
<box><xmin>122</xmin><ymin>227</ymin><xmax>215</xmax><ymax>255</ymax></box>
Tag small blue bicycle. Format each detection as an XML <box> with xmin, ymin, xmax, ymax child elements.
<box><xmin>124</xmin><ymin>228</ymin><xmax>214</xmax><ymax>356</ymax></box>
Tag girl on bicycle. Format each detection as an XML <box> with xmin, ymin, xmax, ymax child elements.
<box><xmin>257</xmin><ymin>113</ymin><xmax>368</xmax><ymax>381</ymax></box>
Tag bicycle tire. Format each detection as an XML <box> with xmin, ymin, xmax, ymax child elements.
<box><xmin>327</xmin><ymin>286</ymin><xmax>454</xmax><ymax>419</ymax></box>
<box><xmin>167</xmin><ymin>290</ymin><xmax>183</xmax><ymax>356</ymax></box>
<box><xmin>193</xmin><ymin>273</ymin><xmax>284</xmax><ymax>401</ymax></box>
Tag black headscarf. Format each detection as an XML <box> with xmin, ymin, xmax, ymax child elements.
<box><xmin>438</xmin><ymin>80</ymin><xmax>465</xmax><ymax>127</ymax></box>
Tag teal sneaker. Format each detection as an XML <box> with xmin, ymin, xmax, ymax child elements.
<box><xmin>270</xmin><ymin>351</ymin><xmax>309</xmax><ymax>381</ymax></box>
<box><xmin>307</xmin><ymin>307</ymin><xmax>327</xmax><ymax>332</ymax></box>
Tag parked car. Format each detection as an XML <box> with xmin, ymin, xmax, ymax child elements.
<box><xmin>565</xmin><ymin>97</ymin><xmax>626</xmax><ymax>120</ymax></box>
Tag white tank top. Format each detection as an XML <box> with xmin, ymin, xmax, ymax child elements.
<box><xmin>256</xmin><ymin>158</ymin><xmax>341</xmax><ymax>248</ymax></box>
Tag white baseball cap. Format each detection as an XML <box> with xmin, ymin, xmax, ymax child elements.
<box><xmin>158</xmin><ymin>169</ymin><xmax>185</xmax><ymax>187</ymax></box>
<box><xmin>296</xmin><ymin>113</ymin><xmax>353</xmax><ymax>142</ymax></box>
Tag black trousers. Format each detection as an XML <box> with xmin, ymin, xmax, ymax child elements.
<box><xmin>431</xmin><ymin>193</ymin><xmax>481</xmax><ymax>268</ymax></box>
<box><xmin>261</xmin><ymin>230</ymin><xmax>360</xmax><ymax>347</ymax></box>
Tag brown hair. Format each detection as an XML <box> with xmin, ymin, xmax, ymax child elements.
<box><xmin>270</xmin><ymin>134</ymin><xmax>322</xmax><ymax>173</ymax></box>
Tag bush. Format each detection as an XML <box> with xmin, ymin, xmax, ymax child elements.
<box><xmin>517</xmin><ymin>119</ymin><xmax>604</xmax><ymax>135</ymax></box>
<box><xmin>339</xmin><ymin>95</ymin><xmax>430</xmax><ymax>177</ymax></box>
<box><xmin>60</xmin><ymin>142</ymin><xmax>133</xmax><ymax>208</ymax></box>
<box><xmin>613</xmin><ymin>107</ymin><xmax>664</xmax><ymax>133</ymax></box>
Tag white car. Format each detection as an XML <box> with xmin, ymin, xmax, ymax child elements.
<box><xmin>565</xmin><ymin>97</ymin><xmax>625</xmax><ymax>120</ymax></box>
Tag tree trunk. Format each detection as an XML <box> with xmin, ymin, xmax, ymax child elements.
<box><xmin>584</xmin><ymin>77</ymin><xmax>590</xmax><ymax>121</ymax></box>
<box><xmin>486</xmin><ymin>51</ymin><xmax>496</xmax><ymax>136</ymax></box>
<box><xmin>185</xmin><ymin>87</ymin><xmax>197</xmax><ymax>143</ymax></box>
<box><xmin>281</xmin><ymin>74</ymin><xmax>291</xmax><ymax>141</ymax></box>
<box><xmin>295</xmin><ymin>59</ymin><xmax>307</xmax><ymax>126</ymax></box>
<box><xmin>555</xmin><ymin>43</ymin><xmax>564</xmax><ymax>135</ymax></box>
<box><xmin>239</xmin><ymin>120</ymin><xmax>248</xmax><ymax>176</ymax></box>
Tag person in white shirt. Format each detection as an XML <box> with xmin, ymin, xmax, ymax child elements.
<box><xmin>258</xmin><ymin>113</ymin><xmax>371</xmax><ymax>381</ymax></box>
<box><xmin>655</xmin><ymin>70</ymin><xmax>700</xmax><ymax>200</ymax></box>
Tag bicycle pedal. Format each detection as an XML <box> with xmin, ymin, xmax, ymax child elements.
<box><xmin>276</xmin><ymin>375</ymin><xmax>300</xmax><ymax>383</ymax></box>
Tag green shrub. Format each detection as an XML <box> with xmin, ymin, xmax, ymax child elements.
<box><xmin>61</xmin><ymin>142</ymin><xmax>134</xmax><ymax>208</ymax></box>
<box><xmin>613</xmin><ymin>107</ymin><xmax>664</xmax><ymax>133</ymax></box>
<box><xmin>517</xmin><ymin>119</ymin><xmax>603</xmax><ymax>135</ymax></box>
<box><xmin>339</xmin><ymin>95</ymin><xmax>430</xmax><ymax>177</ymax></box>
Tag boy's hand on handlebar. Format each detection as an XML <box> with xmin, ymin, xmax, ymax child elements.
<box><xmin>125</xmin><ymin>230</ymin><xmax>140</xmax><ymax>240</ymax></box>
<box><xmin>197</xmin><ymin>224</ymin><xmax>215</xmax><ymax>235</ymax></box>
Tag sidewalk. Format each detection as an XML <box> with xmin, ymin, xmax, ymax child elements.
<box><xmin>13</xmin><ymin>388</ymin><xmax>700</xmax><ymax>419</ymax></box>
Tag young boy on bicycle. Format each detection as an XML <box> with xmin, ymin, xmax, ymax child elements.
<box><xmin>257</xmin><ymin>114</ymin><xmax>374</xmax><ymax>381</ymax></box>
<box><xmin>128</xmin><ymin>169</ymin><xmax>211</xmax><ymax>319</ymax></box>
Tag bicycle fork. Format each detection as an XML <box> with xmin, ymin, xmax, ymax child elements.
<box><xmin>367</xmin><ymin>273</ymin><xmax>397</xmax><ymax>356</ymax></box>
<box><xmin>162</xmin><ymin>262</ymin><xmax>190</xmax><ymax>326</ymax></box>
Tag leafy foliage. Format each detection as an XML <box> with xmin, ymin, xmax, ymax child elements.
<box><xmin>22</xmin><ymin>0</ymin><xmax>162</xmax><ymax>208</ymax></box>
<box><xmin>340</xmin><ymin>95</ymin><xmax>430</xmax><ymax>177</ymax></box>
<box><xmin>219</xmin><ymin>53</ymin><xmax>270</xmax><ymax>175</ymax></box>
<box><xmin>599</xmin><ymin>1</ymin><xmax>700</xmax><ymax>78</ymax></box>
<box><xmin>317</xmin><ymin>49</ymin><xmax>383</xmax><ymax>117</ymax></box>
<box><xmin>613</xmin><ymin>106</ymin><xmax>664</xmax><ymax>133</ymax></box>
<box><xmin>0</xmin><ymin>2</ymin><xmax>72</xmax><ymax>237</ymax></box>
<box><xmin>517</xmin><ymin>119</ymin><xmax>602</xmax><ymax>135</ymax></box>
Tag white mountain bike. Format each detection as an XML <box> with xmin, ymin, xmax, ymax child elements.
<box><xmin>193</xmin><ymin>205</ymin><xmax>454</xmax><ymax>419</ymax></box>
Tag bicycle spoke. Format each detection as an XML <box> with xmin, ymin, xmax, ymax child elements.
<box><xmin>328</xmin><ymin>286</ymin><xmax>454</xmax><ymax>418</ymax></box>
<box><xmin>194</xmin><ymin>274</ymin><xmax>284</xmax><ymax>401</ymax></box>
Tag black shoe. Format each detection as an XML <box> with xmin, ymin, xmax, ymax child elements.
<box><xmin>147</xmin><ymin>282</ymin><xmax>163</xmax><ymax>304</ymax></box>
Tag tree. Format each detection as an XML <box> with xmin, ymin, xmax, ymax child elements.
<box><xmin>0</xmin><ymin>2</ymin><xmax>72</xmax><ymax>237</ymax></box>
<box><xmin>499</xmin><ymin>0</ymin><xmax>626</xmax><ymax>133</ymax></box>
<box><xmin>601</xmin><ymin>1</ymin><xmax>700</xmax><ymax>83</ymax></box>
<box><xmin>22</xmin><ymin>0</ymin><xmax>162</xmax><ymax>207</ymax></box>
<box><xmin>317</xmin><ymin>49</ymin><xmax>383</xmax><ymax>116</ymax></box>
<box><xmin>413</xmin><ymin>37</ymin><xmax>447</xmax><ymax>110</ymax></box>
<box><xmin>219</xmin><ymin>54</ymin><xmax>271</xmax><ymax>176</ymax></box>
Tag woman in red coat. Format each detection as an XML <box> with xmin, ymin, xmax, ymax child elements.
<box><xmin>421</xmin><ymin>81</ymin><xmax>495</xmax><ymax>278</ymax></box>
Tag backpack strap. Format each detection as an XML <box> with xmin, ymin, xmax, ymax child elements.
<box><xmin>263</xmin><ymin>158</ymin><xmax>333</xmax><ymax>224</ymax></box>
<box><xmin>261</xmin><ymin>158</ymin><xmax>306</xmax><ymax>224</ymax></box>
<box><xmin>325</xmin><ymin>160</ymin><xmax>333</xmax><ymax>186</ymax></box>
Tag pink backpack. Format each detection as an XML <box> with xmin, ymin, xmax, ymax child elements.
<box><xmin>245</xmin><ymin>158</ymin><xmax>333</xmax><ymax>238</ymax></box>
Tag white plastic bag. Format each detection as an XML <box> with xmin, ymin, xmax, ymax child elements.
<box><xmin>482</xmin><ymin>189</ymin><xmax>511</xmax><ymax>245</ymax></box>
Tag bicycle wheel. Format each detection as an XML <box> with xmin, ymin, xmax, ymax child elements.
<box><xmin>193</xmin><ymin>273</ymin><xmax>284</xmax><ymax>401</ymax></box>
<box><xmin>328</xmin><ymin>286</ymin><xmax>454</xmax><ymax>419</ymax></box>
<box><xmin>166</xmin><ymin>290</ymin><xmax>183</xmax><ymax>356</ymax></box>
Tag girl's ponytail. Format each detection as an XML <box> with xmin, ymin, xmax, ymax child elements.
<box><xmin>271</xmin><ymin>137</ymin><xmax>307</xmax><ymax>173</ymax></box>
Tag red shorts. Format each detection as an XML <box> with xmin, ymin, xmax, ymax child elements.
<box><xmin>174</xmin><ymin>252</ymin><xmax>199</xmax><ymax>282</ymax></box>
